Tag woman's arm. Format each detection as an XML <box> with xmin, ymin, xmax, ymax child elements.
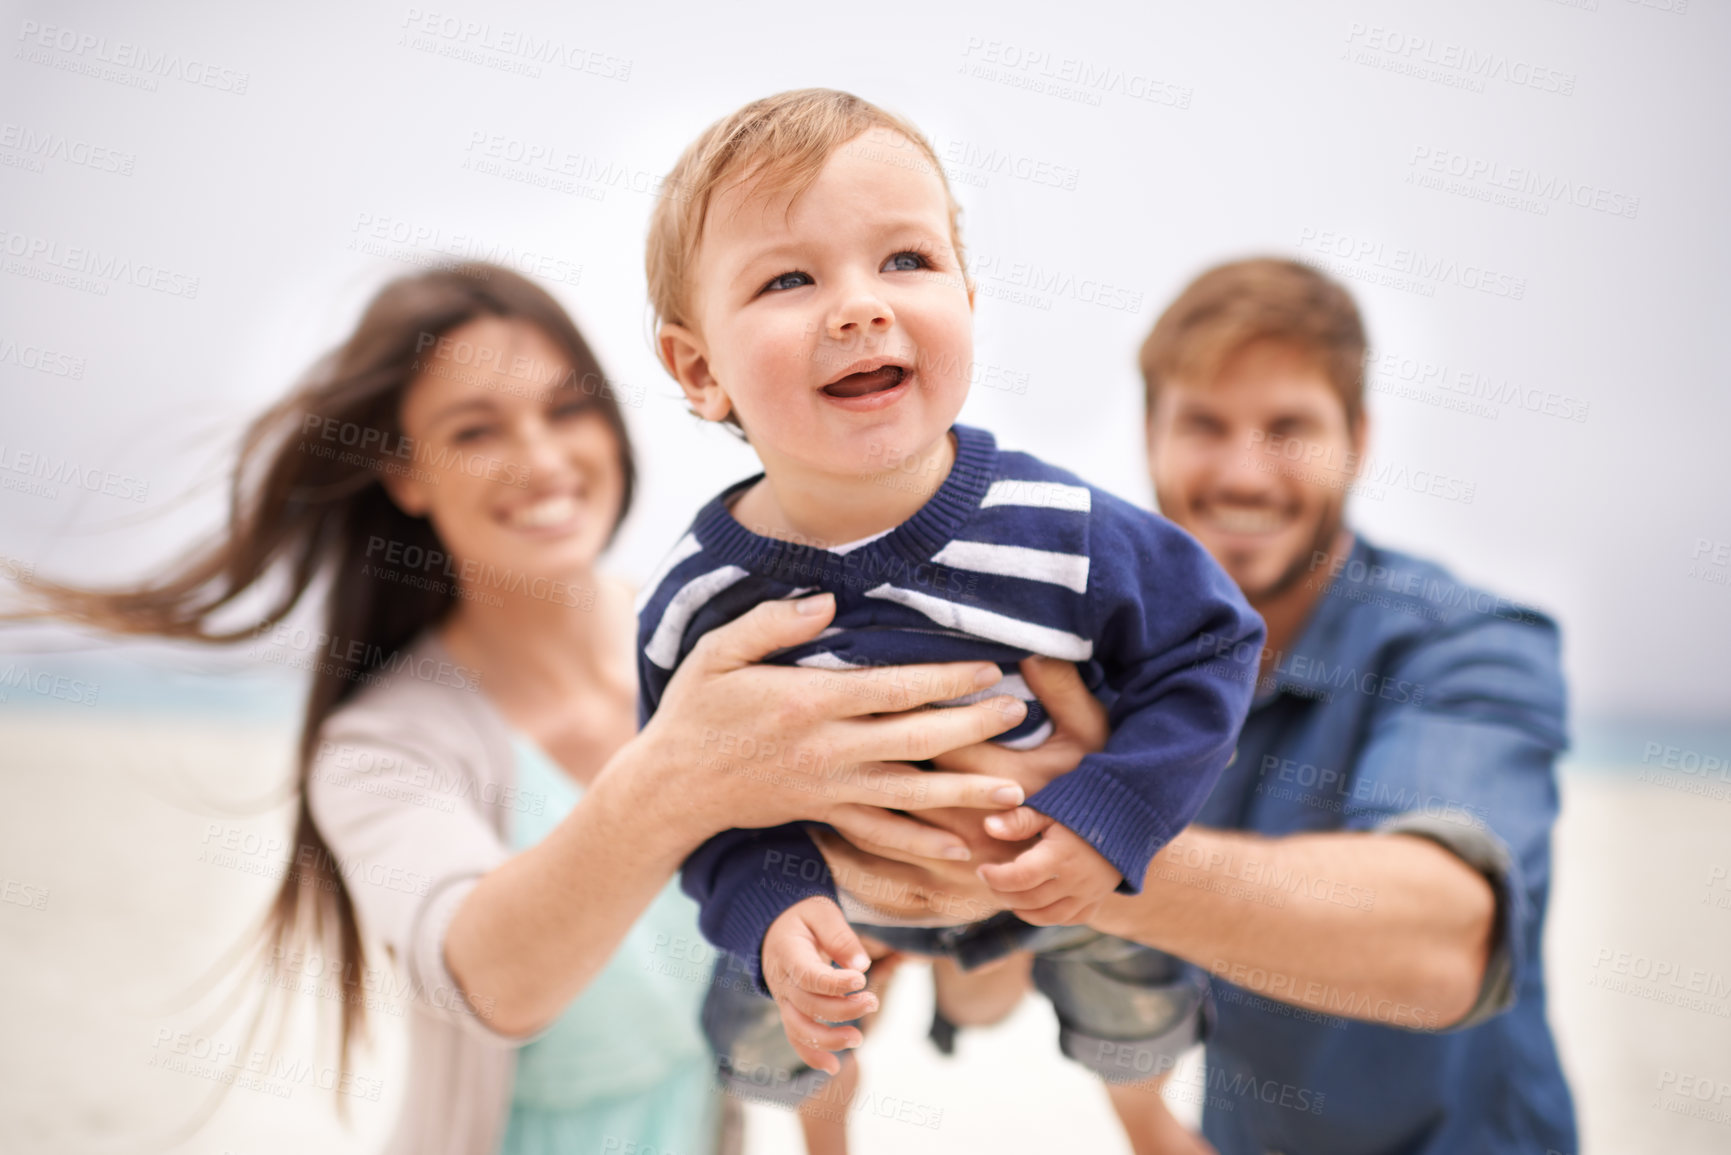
<box><xmin>445</xmin><ymin>594</ymin><xmax>1035</xmax><ymax>1038</ymax></box>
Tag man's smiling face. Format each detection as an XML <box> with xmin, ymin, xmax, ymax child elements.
<box><xmin>1147</xmin><ymin>339</ymin><xmax>1366</xmax><ymax>605</ymax></box>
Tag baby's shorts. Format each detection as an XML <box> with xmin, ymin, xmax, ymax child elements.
<box><xmin>700</xmin><ymin>912</ymin><xmax>1212</xmax><ymax>1109</ymax></box>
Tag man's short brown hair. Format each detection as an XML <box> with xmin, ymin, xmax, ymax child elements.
<box><xmin>1139</xmin><ymin>257</ymin><xmax>1368</xmax><ymax>428</ymax></box>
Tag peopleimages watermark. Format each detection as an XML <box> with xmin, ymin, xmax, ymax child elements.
<box><xmin>0</xmin><ymin>553</ymin><xmax>37</xmax><ymax>588</ymax></box>
<box><xmin>0</xmin><ymin>662</ymin><xmax>100</xmax><ymax>707</ymax></box>
<box><xmin>696</xmin><ymin>724</ymin><xmax>935</xmax><ymax>806</ymax></box>
<box><xmin>1154</xmin><ymin>833</ymin><xmax>1380</xmax><ymax>912</ymax></box>
<box><xmin>1586</xmin><ymin>946</ymin><xmax>1731</xmax><ymax>1018</ymax></box>
<box><xmin>460</xmin><ymin>131</ymin><xmax>688</xmax><ymax>205</ymax></box>
<box><xmin>360</xmin><ymin>534</ymin><xmax>599</xmax><ymax>611</ymax></box>
<box><xmin>1364</xmin><ymin>348</ymin><xmax>1590</xmax><ymax>425</ymax></box>
<box><xmin>1090</xmin><ymin>1044</ymin><xmax>1328</xmax><ymax>1116</ymax></box>
<box><xmin>934</xmin><ymin>135</ymin><xmax>1081</xmax><ymax>192</ymax></box>
<box><xmin>0</xmin><ymin>333</ymin><xmax>86</xmax><ymax>379</ymax></box>
<box><xmin>802</xmin><ymin>325</ymin><xmax>1033</xmax><ymax>398</ymax></box>
<box><xmin>1341</xmin><ymin>22</ymin><xmax>1577</xmax><ymax>97</ymax></box>
<box><xmin>638</xmin><ymin>930</ymin><xmax>720</xmax><ymax>987</ymax></box>
<box><xmin>412</xmin><ymin>329</ymin><xmax>647</xmax><ymax>407</ymax></box>
<box><xmin>1637</xmin><ymin>740</ymin><xmax>1731</xmax><ymax>802</ymax></box>
<box><xmin>346</xmin><ymin>211</ymin><xmax>582</xmax><ymax>288</ymax></box>
<box><xmin>312</xmin><ymin>738</ymin><xmax>548</xmax><ymax>817</ymax></box>
<box><xmin>1194</xmin><ymin>632</ymin><xmax>1425</xmax><ymax>707</ymax></box>
<box><xmin>1406</xmin><ymin>145</ymin><xmax>1639</xmax><ymax>220</ymax></box>
<box><xmin>1</xmin><ymin>878</ymin><xmax>50</xmax><ymax>911</ymax></box>
<box><xmin>198</xmin><ymin>820</ymin><xmax>436</xmax><ymax>902</ymax></box>
<box><xmin>1207</xmin><ymin>959</ymin><xmax>1445</xmax><ymax>1030</ymax></box>
<box><xmin>1687</xmin><ymin>538</ymin><xmax>1730</xmax><ymax>592</ymax></box>
<box><xmin>1704</xmin><ymin>864</ymin><xmax>1731</xmax><ymax>913</ymax></box>
<box><xmin>0</xmin><ymin>227</ymin><xmax>200</xmax><ymax>299</ymax></box>
<box><xmin>260</xmin><ymin>943</ymin><xmax>497</xmax><ymax>1021</ymax></box>
<box><xmin>15</xmin><ymin>20</ymin><xmax>250</xmax><ymax>95</ymax></box>
<box><xmin>297</xmin><ymin>412</ymin><xmax>528</xmax><ymax>489</ymax></box>
<box><xmin>0</xmin><ymin>442</ymin><xmax>149</xmax><ymax>503</ymax></box>
<box><xmin>1255</xmin><ymin>755</ymin><xmax>1489</xmax><ymax>829</ymax></box>
<box><xmin>248</xmin><ymin>620</ymin><xmax>484</xmax><ymax>693</ymax></box>
<box><xmin>967</xmin><ymin>250</ymin><xmax>1145</xmax><ymax>314</ymax></box>
<box><xmin>1654</xmin><ymin>1067</ymin><xmax>1731</xmax><ymax>1129</ymax></box>
<box><xmin>1305</xmin><ymin>550</ymin><xmax>1547</xmax><ymax>627</ymax></box>
<box><xmin>398</xmin><ymin>8</ymin><xmax>631</xmax><ymax>81</ymax></box>
<box><xmin>958</xmin><ymin>37</ymin><xmax>1193</xmax><ymax>111</ymax></box>
<box><xmin>1247</xmin><ymin>431</ymin><xmax>1478</xmax><ymax>506</ymax></box>
<box><xmin>147</xmin><ymin>1028</ymin><xmax>382</xmax><ymax>1102</ymax></box>
<box><xmin>1296</xmin><ymin>227</ymin><xmax>1525</xmax><ymax>302</ymax></box>
<box><xmin>0</xmin><ymin>121</ymin><xmax>135</xmax><ymax>177</ymax></box>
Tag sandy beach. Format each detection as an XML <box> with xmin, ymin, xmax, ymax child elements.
<box><xmin>2</xmin><ymin>706</ymin><xmax>1728</xmax><ymax>1154</ymax></box>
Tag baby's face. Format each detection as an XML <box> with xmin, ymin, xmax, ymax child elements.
<box><xmin>681</xmin><ymin>127</ymin><xmax>974</xmax><ymax>480</ymax></box>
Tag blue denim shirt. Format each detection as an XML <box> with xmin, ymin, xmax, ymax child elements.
<box><xmin>1190</xmin><ymin>534</ymin><xmax>1577</xmax><ymax>1155</ymax></box>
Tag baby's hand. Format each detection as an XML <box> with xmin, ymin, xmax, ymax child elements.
<box><xmin>976</xmin><ymin>818</ymin><xmax>1122</xmax><ymax>926</ymax></box>
<box><xmin>761</xmin><ymin>896</ymin><xmax>880</xmax><ymax>1074</ymax></box>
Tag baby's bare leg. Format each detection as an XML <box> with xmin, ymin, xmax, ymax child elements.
<box><xmin>932</xmin><ymin>951</ymin><xmax>1034</xmax><ymax>1027</ymax></box>
<box><xmin>794</xmin><ymin>938</ymin><xmax>902</xmax><ymax>1155</ymax></box>
<box><xmin>1104</xmin><ymin>1073</ymin><xmax>1219</xmax><ymax>1155</ymax></box>
<box><xmin>796</xmin><ymin>1054</ymin><xmax>857</xmax><ymax>1155</ymax></box>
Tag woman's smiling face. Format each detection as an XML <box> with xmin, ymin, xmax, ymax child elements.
<box><xmin>383</xmin><ymin>315</ymin><xmax>627</xmax><ymax>593</ymax></box>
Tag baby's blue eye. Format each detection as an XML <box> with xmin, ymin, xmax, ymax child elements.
<box><xmin>763</xmin><ymin>271</ymin><xmax>813</xmax><ymax>292</ymax></box>
<box><xmin>884</xmin><ymin>251</ymin><xmax>927</xmax><ymax>272</ymax></box>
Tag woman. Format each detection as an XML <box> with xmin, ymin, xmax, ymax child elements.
<box><xmin>14</xmin><ymin>263</ymin><xmax>1033</xmax><ymax>1154</ymax></box>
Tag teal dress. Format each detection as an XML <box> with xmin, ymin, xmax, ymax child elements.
<box><xmin>499</xmin><ymin>731</ymin><xmax>723</xmax><ymax>1155</ymax></box>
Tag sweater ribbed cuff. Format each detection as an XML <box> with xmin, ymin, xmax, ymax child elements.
<box><xmin>1026</xmin><ymin>767</ymin><xmax>1171</xmax><ymax>894</ymax></box>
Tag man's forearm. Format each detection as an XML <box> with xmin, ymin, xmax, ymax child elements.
<box><xmin>1093</xmin><ymin>826</ymin><xmax>1497</xmax><ymax>1030</ymax></box>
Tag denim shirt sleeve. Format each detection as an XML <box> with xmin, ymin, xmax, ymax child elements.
<box><xmin>1337</xmin><ymin>609</ymin><xmax>1568</xmax><ymax>1032</ymax></box>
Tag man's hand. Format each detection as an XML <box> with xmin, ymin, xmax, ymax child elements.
<box><xmin>932</xmin><ymin>656</ymin><xmax>1109</xmax><ymax>796</ymax></box>
<box><xmin>811</xmin><ymin>827</ymin><xmax>1010</xmax><ymax>923</ymax></box>
<box><xmin>760</xmin><ymin>896</ymin><xmax>879</xmax><ymax>1075</ymax></box>
<box><xmin>977</xmin><ymin>820</ymin><xmax>1123</xmax><ymax>925</ymax></box>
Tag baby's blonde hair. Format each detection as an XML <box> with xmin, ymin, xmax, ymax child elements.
<box><xmin>646</xmin><ymin>88</ymin><xmax>968</xmax><ymax>344</ymax></box>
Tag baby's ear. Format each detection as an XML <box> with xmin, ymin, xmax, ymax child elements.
<box><xmin>659</xmin><ymin>323</ymin><xmax>732</xmax><ymax>423</ymax></box>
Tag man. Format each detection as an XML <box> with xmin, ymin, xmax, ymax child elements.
<box><xmin>821</xmin><ymin>257</ymin><xmax>1577</xmax><ymax>1154</ymax></box>
<box><xmin>1104</xmin><ymin>256</ymin><xmax>1576</xmax><ymax>1153</ymax></box>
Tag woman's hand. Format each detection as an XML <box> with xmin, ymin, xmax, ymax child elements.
<box><xmin>813</xmin><ymin>656</ymin><xmax>1110</xmax><ymax>921</ymax></box>
<box><xmin>825</xmin><ymin>656</ymin><xmax>1109</xmax><ymax>866</ymax></box>
<box><xmin>627</xmin><ymin>594</ymin><xmax>1034</xmax><ymax>849</ymax></box>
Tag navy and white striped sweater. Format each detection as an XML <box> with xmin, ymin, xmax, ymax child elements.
<box><xmin>637</xmin><ymin>425</ymin><xmax>1264</xmax><ymax>984</ymax></box>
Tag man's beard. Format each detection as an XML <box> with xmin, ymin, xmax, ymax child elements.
<box><xmin>1245</xmin><ymin>498</ymin><xmax>1348</xmax><ymax>607</ymax></box>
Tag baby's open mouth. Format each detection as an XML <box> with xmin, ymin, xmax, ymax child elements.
<box><xmin>822</xmin><ymin>365</ymin><xmax>906</xmax><ymax>399</ymax></box>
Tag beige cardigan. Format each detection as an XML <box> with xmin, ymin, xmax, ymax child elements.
<box><xmin>305</xmin><ymin>628</ymin><xmax>554</xmax><ymax>1155</ymax></box>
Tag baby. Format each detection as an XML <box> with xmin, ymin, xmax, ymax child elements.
<box><xmin>637</xmin><ymin>89</ymin><xmax>1264</xmax><ymax>1142</ymax></box>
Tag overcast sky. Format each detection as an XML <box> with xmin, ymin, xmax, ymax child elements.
<box><xmin>1</xmin><ymin>0</ymin><xmax>1726</xmax><ymax>726</ymax></box>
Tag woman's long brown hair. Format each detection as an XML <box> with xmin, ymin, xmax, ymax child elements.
<box><xmin>8</xmin><ymin>261</ymin><xmax>636</xmax><ymax>1122</ymax></box>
